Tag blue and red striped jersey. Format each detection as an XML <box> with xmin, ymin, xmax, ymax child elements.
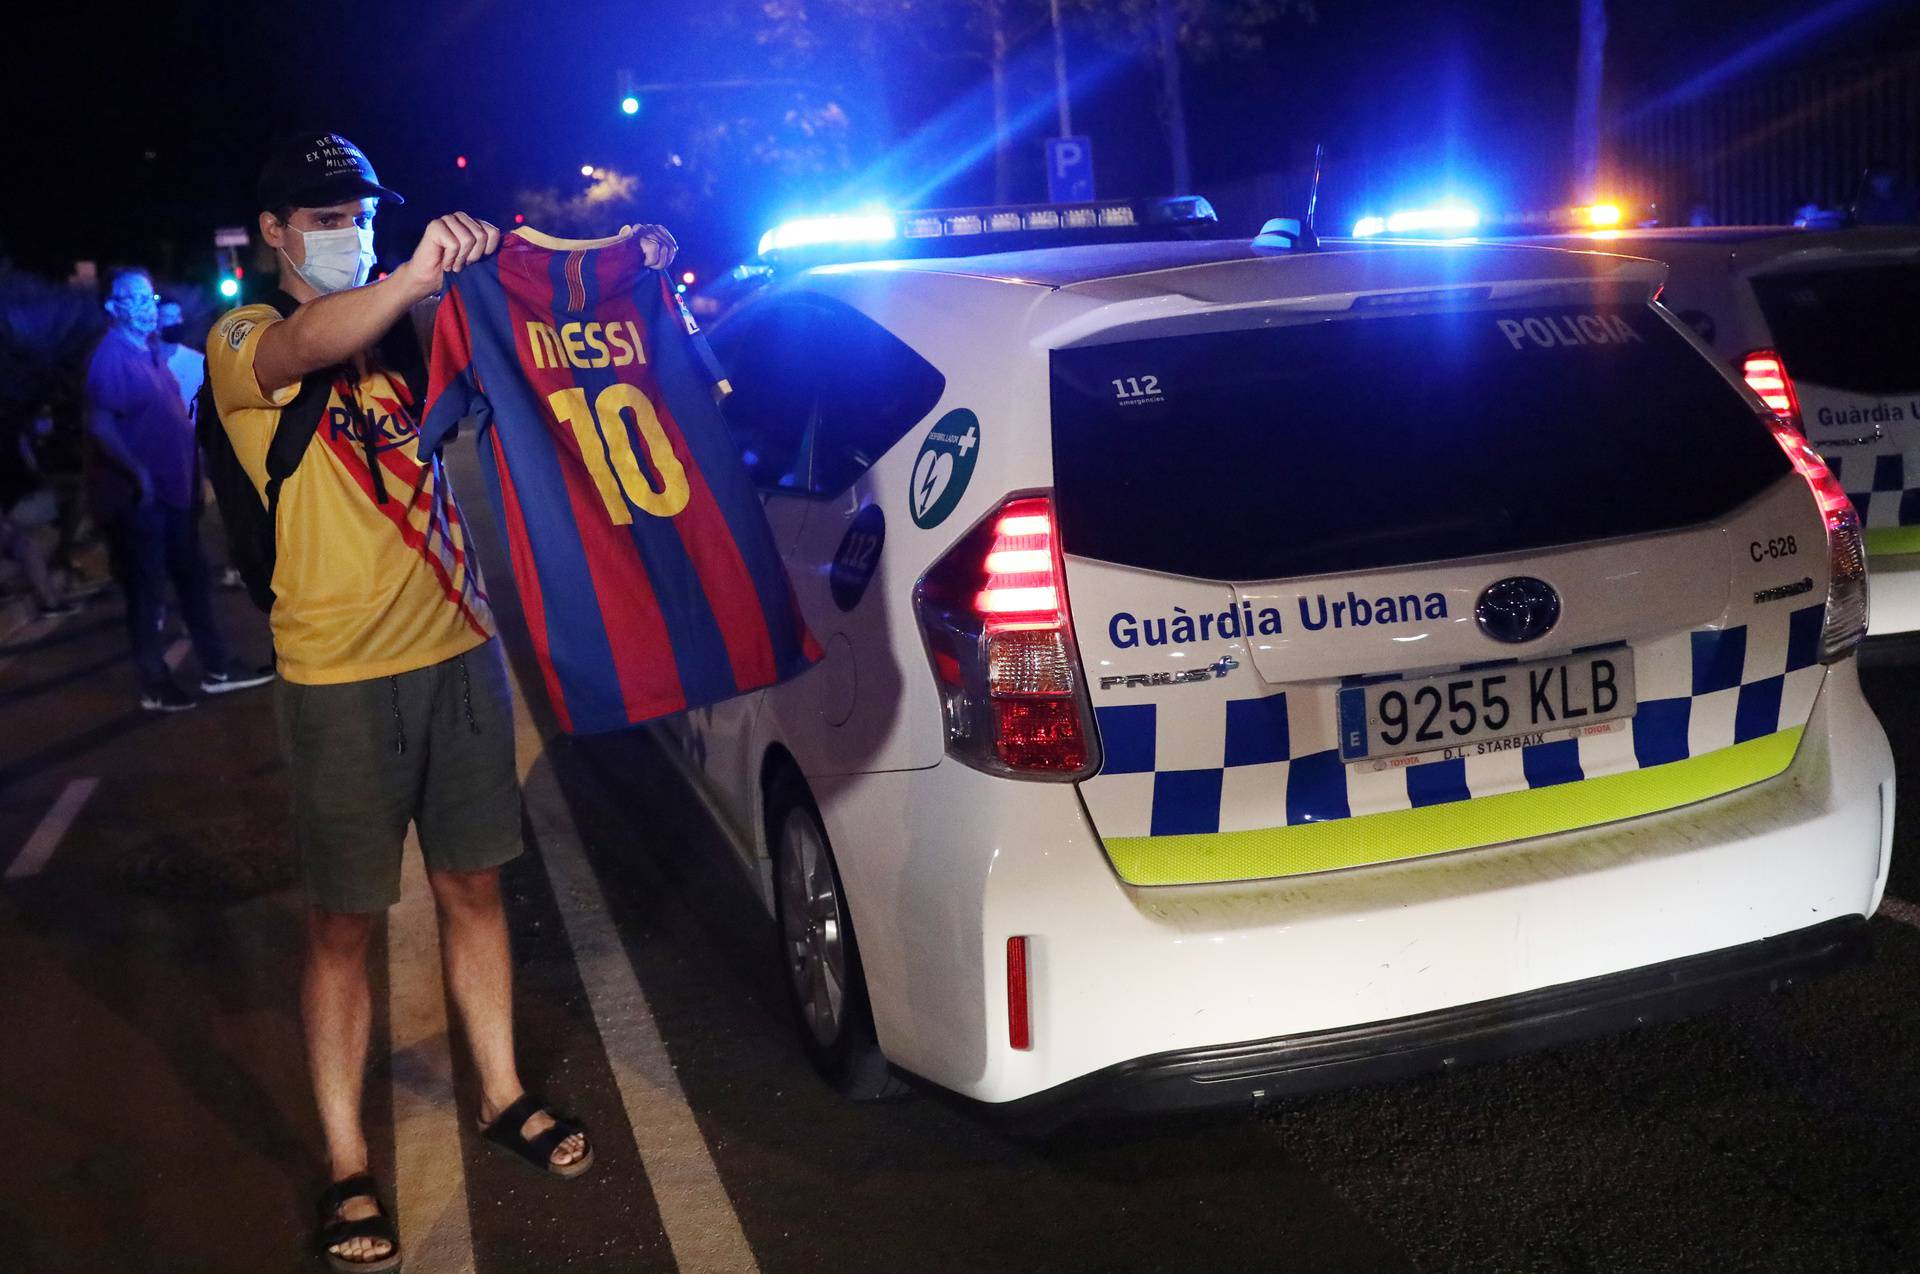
<box><xmin>419</xmin><ymin>226</ymin><xmax>820</xmax><ymax>733</ymax></box>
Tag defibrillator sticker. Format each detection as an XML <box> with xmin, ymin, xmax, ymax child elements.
<box><xmin>909</xmin><ymin>409</ymin><xmax>980</xmax><ymax>530</ymax></box>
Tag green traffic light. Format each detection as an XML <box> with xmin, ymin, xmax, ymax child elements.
<box><xmin>621</xmin><ymin>95</ymin><xmax>640</xmax><ymax>116</ymax></box>
<box><xmin>218</xmin><ymin>277</ymin><xmax>240</xmax><ymax>299</ymax></box>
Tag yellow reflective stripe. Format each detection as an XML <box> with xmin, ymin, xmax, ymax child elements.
<box><xmin>1865</xmin><ymin>526</ymin><xmax>1920</xmax><ymax>557</ymax></box>
<box><xmin>1103</xmin><ymin>727</ymin><xmax>1805</xmax><ymax>887</ymax></box>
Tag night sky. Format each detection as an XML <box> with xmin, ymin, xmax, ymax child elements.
<box><xmin>6</xmin><ymin>0</ymin><xmax>1914</xmax><ymax>288</ymax></box>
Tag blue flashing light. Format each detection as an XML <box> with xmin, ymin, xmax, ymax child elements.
<box><xmin>757</xmin><ymin>212</ymin><xmax>897</xmax><ymax>257</ymax></box>
<box><xmin>620</xmin><ymin>95</ymin><xmax>640</xmax><ymax>116</ymax></box>
<box><xmin>218</xmin><ymin>277</ymin><xmax>240</xmax><ymax>299</ymax></box>
<box><xmin>1352</xmin><ymin>205</ymin><xmax>1480</xmax><ymax>239</ymax></box>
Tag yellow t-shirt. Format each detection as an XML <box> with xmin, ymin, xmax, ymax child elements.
<box><xmin>207</xmin><ymin>304</ymin><xmax>495</xmax><ymax>685</ymax></box>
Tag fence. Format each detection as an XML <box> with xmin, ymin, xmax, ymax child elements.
<box><xmin>1613</xmin><ymin>46</ymin><xmax>1920</xmax><ymax>225</ymax></box>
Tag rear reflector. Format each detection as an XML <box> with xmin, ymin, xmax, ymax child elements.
<box><xmin>1743</xmin><ymin>349</ymin><xmax>1803</xmax><ymax>432</ymax></box>
<box><xmin>1007</xmin><ymin>936</ymin><xmax>1032</xmax><ymax>1050</ymax></box>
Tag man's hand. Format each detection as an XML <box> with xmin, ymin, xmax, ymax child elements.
<box><xmin>627</xmin><ymin>223</ymin><xmax>678</xmax><ymax>270</ymax></box>
<box><xmin>254</xmin><ymin>211</ymin><xmax>500</xmax><ymax>394</ymax></box>
<box><xmin>399</xmin><ymin>213</ymin><xmax>502</xmax><ymax>297</ymax></box>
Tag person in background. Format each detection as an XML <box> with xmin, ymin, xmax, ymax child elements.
<box><xmin>158</xmin><ymin>296</ymin><xmax>246</xmax><ymax>589</ymax></box>
<box><xmin>155</xmin><ymin>297</ymin><xmax>206</xmax><ymax>417</ymax></box>
<box><xmin>83</xmin><ymin>266</ymin><xmax>273</xmax><ymax>711</ymax></box>
<box><xmin>0</xmin><ymin>411</ymin><xmax>77</xmax><ymax>618</ymax></box>
<box><xmin>1851</xmin><ymin>162</ymin><xmax>1919</xmax><ymax>226</ymax></box>
<box><xmin>28</xmin><ymin>393</ymin><xmax>94</xmax><ymax>585</ymax></box>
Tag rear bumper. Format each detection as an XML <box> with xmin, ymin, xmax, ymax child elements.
<box><xmin>813</xmin><ymin>661</ymin><xmax>1892</xmax><ymax>1107</ymax></box>
<box><xmin>992</xmin><ymin>915</ymin><xmax>1868</xmax><ymax>1127</ymax></box>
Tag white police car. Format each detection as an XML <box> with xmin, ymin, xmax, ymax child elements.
<box><xmin>658</xmin><ymin>200</ymin><xmax>1894</xmax><ymax>1120</ymax></box>
<box><xmin>1496</xmin><ymin>225</ymin><xmax>1920</xmax><ymax>638</ymax></box>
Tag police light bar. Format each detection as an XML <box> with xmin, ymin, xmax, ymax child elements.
<box><xmin>897</xmin><ymin>200</ymin><xmax>1153</xmax><ymax>241</ymax></box>
<box><xmin>1353</xmin><ymin>204</ymin><xmax>1481</xmax><ymax>238</ymax></box>
<box><xmin>754</xmin><ymin>196</ymin><xmax>1217</xmax><ymax>266</ymax></box>
<box><xmin>1354</xmin><ymin>200</ymin><xmax>1649</xmax><ymax>240</ymax></box>
<box><xmin>757</xmin><ymin>212</ymin><xmax>897</xmax><ymax>257</ymax></box>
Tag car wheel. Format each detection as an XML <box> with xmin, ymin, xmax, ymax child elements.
<box><xmin>767</xmin><ymin>771</ymin><xmax>906</xmax><ymax>1101</ymax></box>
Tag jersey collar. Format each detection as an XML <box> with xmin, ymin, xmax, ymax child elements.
<box><xmin>510</xmin><ymin>225</ymin><xmax>639</xmax><ymax>251</ymax></box>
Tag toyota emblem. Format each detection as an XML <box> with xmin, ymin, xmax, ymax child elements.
<box><xmin>1475</xmin><ymin>577</ymin><xmax>1562</xmax><ymax>644</ymax></box>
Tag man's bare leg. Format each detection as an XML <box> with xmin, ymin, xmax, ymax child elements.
<box><xmin>428</xmin><ymin>865</ymin><xmax>586</xmax><ymax>1167</ymax></box>
<box><xmin>303</xmin><ymin>907</ymin><xmax>392</xmax><ymax>1265</ymax></box>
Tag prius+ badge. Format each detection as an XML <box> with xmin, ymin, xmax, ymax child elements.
<box><xmin>1100</xmin><ymin>655</ymin><xmax>1240</xmax><ymax>691</ymax></box>
<box><xmin>1475</xmin><ymin>576</ymin><xmax>1562</xmax><ymax>644</ymax></box>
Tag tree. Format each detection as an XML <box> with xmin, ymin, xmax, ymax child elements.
<box><xmin>1573</xmin><ymin>0</ymin><xmax>1607</xmax><ymax>198</ymax></box>
<box><xmin>828</xmin><ymin>0</ymin><xmax>1037</xmax><ymax>202</ymax></box>
<box><xmin>512</xmin><ymin>169</ymin><xmax>651</xmax><ymax>240</ymax></box>
<box><xmin>1069</xmin><ymin>0</ymin><xmax>1316</xmax><ymax>194</ymax></box>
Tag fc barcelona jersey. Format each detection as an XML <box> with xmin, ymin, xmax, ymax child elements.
<box><xmin>418</xmin><ymin>226</ymin><xmax>819</xmax><ymax>733</ymax></box>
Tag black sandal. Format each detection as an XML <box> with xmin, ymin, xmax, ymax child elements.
<box><xmin>478</xmin><ymin>1093</ymin><xmax>594</xmax><ymax>1179</ymax></box>
<box><xmin>315</xmin><ymin>1173</ymin><xmax>401</xmax><ymax>1273</ymax></box>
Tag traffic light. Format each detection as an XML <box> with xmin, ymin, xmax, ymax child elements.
<box><xmin>218</xmin><ymin>276</ymin><xmax>239</xmax><ymax>299</ymax></box>
<box><xmin>621</xmin><ymin>95</ymin><xmax>640</xmax><ymax>116</ymax></box>
<box><xmin>618</xmin><ymin>67</ymin><xmax>641</xmax><ymax>117</ymax></box>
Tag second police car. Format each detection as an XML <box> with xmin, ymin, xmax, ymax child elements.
<box><xmin>1494</xmin><ymin>223</ymin><xmax>1920</xmax><ymax>638</ymax></box>
<box><xmin>657</xmin><ymin>198</ymin><xmax>1893</xmax><ymax>1120</ymax></box>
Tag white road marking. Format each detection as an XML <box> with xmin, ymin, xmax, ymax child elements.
<box><xmin>6</xmin><ymin>777</ymin><xmax>99</xmax><ymax>879</ymax></box>
<box><xmin>389</xmin><ymin>830</ymin><xmax>477</xmax><ymax>1273</ymax></box>
<box><xmin>506</xmin><ymin>664</ymin><xmax>761</xmax><ymax>1273</ymax></box>
<box><xmin>1877</xmin><ymin>895</ymin><xmax>1920</xmax><ymax>930</ymax></box>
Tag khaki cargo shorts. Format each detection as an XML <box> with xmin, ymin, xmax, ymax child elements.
<box><xmin>276</xmin><ymin>639</ymin><xmax>523</xmax><ymax>913</ymax></box>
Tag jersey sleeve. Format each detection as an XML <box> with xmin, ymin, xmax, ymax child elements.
<box><xmin>664</xmin><ymin>273</ymin><xmax>732</xmax><ymax>397</ymax></box>
<box><xmin>418</xmin><ymin>285</ymin><xmax>481</xmax><ymax>457</ymax></box>
<box><xmin>207</xmin><ymin>305</ymin><xmax>300</xmax><ymax>416</ymax></box>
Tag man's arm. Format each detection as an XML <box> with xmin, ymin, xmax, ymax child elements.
<box><xmin>86</xmin><ymin>400</ymin><xmax>153</xmax><ymax>504</ymax></box>
<box><xmin>252</xmin><ymin>212</ymin><xmax>502</xmax><ymax>396</ymax></box>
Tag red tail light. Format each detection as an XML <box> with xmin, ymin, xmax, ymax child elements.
<box><xmin>1763</xmin><ymin>413</ymin><xmax>1869</xmax><ymax>661</ymax></box>
<box><xmin>915</xmin><ymin>495</ymin><xmax>1099</xmax><ymax>779</ymax></box>
<box><xmin>1743</xmin><ymin>349</ymin><xmax>1803</xmax><ymax>433</ymax></box>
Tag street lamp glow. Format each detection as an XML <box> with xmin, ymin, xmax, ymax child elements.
<box><xmin>621</xmin><ymin>95</ymin><xmax>640</xmax><ymax>115</ymax></box>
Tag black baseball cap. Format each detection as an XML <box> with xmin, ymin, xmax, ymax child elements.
<box><xmin>256</xmin><ymin>131</ymin><xmax>404</xmax><ymax>212</ymax></box>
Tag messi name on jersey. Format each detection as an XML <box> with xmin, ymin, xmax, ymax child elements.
<box><xmin>524</xmin><ymin>320</ymin><xmax>650</xmax><ymax>371</ymax></box>
<box><xmin>419</xmin><ymin>226</ymin><xmax>821</xmax><ymax>734</ymax></box>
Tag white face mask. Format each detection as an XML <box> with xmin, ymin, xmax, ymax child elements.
<box><xmin>282</xmin><ymin>224</ymin><xmax>374</xmax><ymax>294</ymax></box>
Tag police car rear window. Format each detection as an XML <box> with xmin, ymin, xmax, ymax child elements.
<box><xmin>1751</xmin><ymin>263</ymin><xmax>1920</xmax><ymax>396</ymax></box>
<box><xmin>1050</xmin><ymin>304</ymin><xmax>1789</xmax><ymax>582</ymax></box>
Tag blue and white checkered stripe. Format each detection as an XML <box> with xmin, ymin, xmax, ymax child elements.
<box><xmin>1081</xmin><ymin>603</ymin><xmax>1828</xmax><ymax>842</ymax></box>
<box><xmin>1828</xmin><ymin>451</ymin><xmax>1920</xmax><ymax>529</ymax></box>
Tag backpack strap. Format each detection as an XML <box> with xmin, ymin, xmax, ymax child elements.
<box><xmin>257</xmin><ymin>290</ymin><xmax>335</xmax><ymax>517</ymax></box>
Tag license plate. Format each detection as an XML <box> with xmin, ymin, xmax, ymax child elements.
<box><xmin>1337</xmin><ymin>649</ymin><xmax>1636</xmax><ymax>763</ymax></box>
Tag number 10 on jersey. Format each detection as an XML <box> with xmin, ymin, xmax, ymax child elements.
<box><xmin>547</xmin><ymin>383</ymin><xmax>691</xmax><ymax>524</ymax></box>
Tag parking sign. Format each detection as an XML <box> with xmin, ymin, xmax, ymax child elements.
<box><xmin>1046</xmin><ymin>136</ymin><xmax>1095</xmax><ymax>204</ymax></box>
